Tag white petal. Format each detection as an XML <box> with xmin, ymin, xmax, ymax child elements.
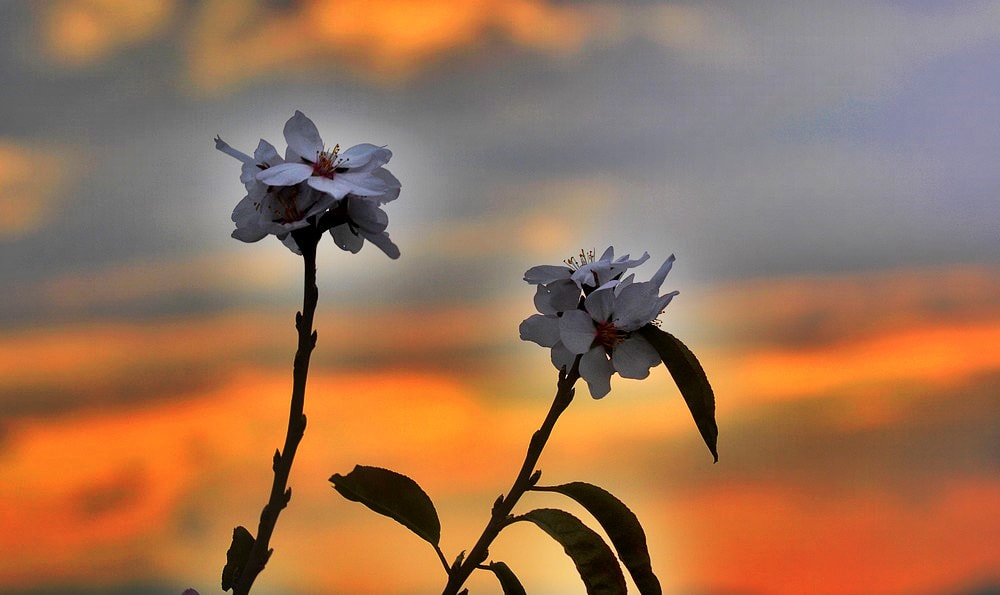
<box><xmin>550</xmin><ymin>341</ymin><xmax>576</xmax><ymax>372</ymax></box>
<box><xmin>330</xmin><ymin>223</ymin><xmax>364</xmax><ymax>254</ymax></box>
<box><xmin>519</xmin><ymin>314</ymin><xmax>561</xmax><ymax>347</ymax></box>
<box><xmin>524</xmin><ymin>264</ymin><xmax>572</xmax><ymax>284</ymax></box>
<box><xmin>584</xmin><ymin>286</ymin><xmax>614</xmax><ymax>322</ymax></box>
<box><xmin>214</xmin><ymin>136</ymin><xmax>254</xmax><ymax>164</ymax></box>
<box><xmin>534</xmin><ymin>285</ymin><xmax>557</xmax><ymax>315</ymax></box>
<box><xmin>306</xmin><ymin>175</ymin><xmax>349</xmax><ymax>199</ymax></box>
<box><xmin>559</xmin><ymin>310</ymin><xmax>596</xmax><ymax>354</ymax></box>
<box><xmin>283</xmin><ymin>110</ymin><xmax>323</xmax><ymax>162</ymax></box>
<box><xmin>339</xmin><ymin>143</ymin><xmax>391</xmax><ymax>171</ymax></box>
<box><xmin>649</xmin><ymin>254</ymin><xmax>676</xmax><ymax>291</ymax></box>
<box><xmin>348</xmin><ymin>199</ymin><xmax>389</xmax><ymax>233</ymax></box>
<box><xmin>599</xmin><ymin>246</ymin><xmax>615</xmax><ymax>261</ymax></box>
<box><xmin>337</xmin><ymin>170</ymin><xmax>393</xmax><ymax>196</ymax></box>
<box><xmin>280</xmin><ymin>232</ymin><xmax>303</xmax><ymax>254</ymax></box>
<box><xmin>368</xmin><ymin>168</ymin><xmax>402</xmax><ymax>202</ymax></box>
<box><xmin>611</xmin><ymin>282</ymin><xmax>660</xmax><ymax>331</ymax></box>
<box><xmin>254</xmin><ymin>139</ymin><xmax>281</xmax><ymax>165</ymax></box>
<box><xmin>547</xmin><ymin>279</ymin><xmax>581</xmax><ymax>312</ymax></box>
<box><xmin>580</xmin><ymin>346</ymin><xmax>613</xmax><ymax>398</ymax></box>
<box><xmin>231</xmin><ymin>225</ymin><xmax>268</xmax><ymax>243</ymax></box>
<box><xmin>362</xmin><ymin>229</ymin><xmax>400</xmax><ymax>259</ymax></box>
<box><xmin>257</xmin><ymin>162</ymin><xmax>312</xmax><ymax>186</ymax></box>
<box><xmin>611</xmin><ymin>335</ymin><xmax>661</xmax><ymax>379</ymax></box>
<box><xmin>605</xmin><ymin>251</ymin><xmax>650</xmax><ymax>284</ymax></box>
<box><xmin>301</xmin><ymin>190</ymin><xmax>338</xmax><ymax>220</ymax></box>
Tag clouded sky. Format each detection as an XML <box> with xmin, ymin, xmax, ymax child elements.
<box><xmin>1</xmin><ymin>1</ymin><xmax>998</xmax><ymax>593</ymax></box>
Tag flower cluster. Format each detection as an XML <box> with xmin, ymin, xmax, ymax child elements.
<box><xmin>519</xmin><ymin>247</ymin><xmax>678</xmax><ymax>398</ymax></box>
<box><xmin>215</xmin><ymin>111</ymin><xmax>401</xmax><ymax>257</ymax></box>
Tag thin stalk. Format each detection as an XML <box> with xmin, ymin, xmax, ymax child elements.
<box><xmin>233</xmin><ymin>226</ymin><xmax>321</xmax><ymax>595</ymax></box>
<box><xmin>441</xmin><ymin>358</ymin><xmax>581</xmax><ymax>595</ymax></box>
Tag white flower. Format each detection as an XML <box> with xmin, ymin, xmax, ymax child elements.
<box><xmin>520</xmin><ymin>251</ymin><xmax>677</xmax><ymax>398</ymax></box>
<box><xmin>329</xmin><ymin>196</ymin><xmax>400</xmax><ymax>259</ymax></box>
<box><xmin>216</xmin><ymin>136</ymin><xmax>337</xmax><ymax>253</ymax></box>
<box><xmin>255</xmin><ymin>111</ymin><xmax>400</xmax><ymax>202</ymax></box>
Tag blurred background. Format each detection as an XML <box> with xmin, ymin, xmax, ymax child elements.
<box><xmin>1</xmin><ymin>1</ymin><xmax>998</xmax><ymax>593</ymax></box>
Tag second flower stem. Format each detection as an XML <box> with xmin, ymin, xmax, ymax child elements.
<box><xmin>441</xmin><ymin>357</ymin><xmax>581</xmax><ymax>595</ymax></box>
<box><xmin>234</xmin><ymin>227</ymin><xmax>321</xmax><ymax>595</ymax></box>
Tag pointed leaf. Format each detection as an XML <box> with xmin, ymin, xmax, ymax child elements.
<box><xmin>330</xmin><ymin>465</ymin><xmax>441</xmax><ymax>545</ymax></box>
<box><xmin>221</xmin><ymin>526</ymin><xmax>254</xmax><ymax>591</ymax></box>
<box><xmin>535</xmin><ymin>482</ymin><xmax>661</xmax><ymax>594</ymax></box>
<box><xmin>487</xmin><ymin>561</ymin><xmax>528</xmax><ymax>595</ymax></box>
<box><xmin>518</xmin><ymin>508</ymin><xmax>626</xmax><ymax>594</ymax></box>
<box><xmin>638</xmin><ymin>326</ymin><xmax>718</xmax><ymax>461</ymax></box>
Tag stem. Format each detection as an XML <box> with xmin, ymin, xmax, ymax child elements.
<box><xmin>233</xmin><ymin>227</ymin><xmax>321</xmax><ymax>595</ymax></box>
<box><xmin>441</xmin><ymin>358</ymin><xmax>581</xmax><ymax>595</ymax></box>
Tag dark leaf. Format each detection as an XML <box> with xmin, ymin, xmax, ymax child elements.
<box><xmin>221</xmin><ymin>526</ymin><xmax>254</xmax><ymax>591</ymax></box>
<box><xmin>518</xmin><ymin>508</ymin><xmax>626</xmax><ymax>594</ymax></box>
<box><xmin>536</xmin><ymin>482</ymin><xmax>661</xmax><ymax>594</ymax></box>
<box><xmin>330</xmin><ymin>465</ymin><xmax>441</xmax><ymax>545</ymax></box>
<box><xmin>487</xmin><ymin>561</ymin><xmax>528</xmax><ymax>595</ymax></box>
<box><xmin>638</xmin><ymin>326</ymin><xmax>718</xmax><ymax>462</ymax></box>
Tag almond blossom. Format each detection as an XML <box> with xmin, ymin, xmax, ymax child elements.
<box><xmin>520</xmin><ymin>250</ymin><xmax>677</xmax><ymax>398</ymax></box>
<box><xmin>256</xmin><ymin>111</ymin><xmax>400</xmax><ymax>202</ymax></box>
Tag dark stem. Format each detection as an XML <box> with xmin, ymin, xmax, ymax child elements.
<box><xmin>233</xmin><ymin>226</ymin><xmax>321</xmax><ymax>595</ymax></box>
<box><xmin>441</xmin><ymin>358</ymin><xmax>581</xmax><ymax>595</ymax></box>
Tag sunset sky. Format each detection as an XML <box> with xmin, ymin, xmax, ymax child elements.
<box><xmin>1</xmin><ymin>1</ymin><xmax>998</xmax><ymax>593</ymax></box>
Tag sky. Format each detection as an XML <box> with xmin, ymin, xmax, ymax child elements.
<box><xmin>1</xmin><ymin>0</ymin><xmax>998</xmax><ymax>593</ymax></box>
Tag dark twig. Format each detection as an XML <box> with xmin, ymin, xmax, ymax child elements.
<box><xmin>441</xmin><ymin>357</ymin><xmax>581</xmax><ymax>595</ymax></box>
<box><xmin>233</xmin><ymin>225</ymin><xmax>321</xmax><ymax>595</ymax></box>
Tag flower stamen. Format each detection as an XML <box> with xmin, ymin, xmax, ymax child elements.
<box><xmin>311</xmin><ymin>144</ymin><xmax>341</xmax><ymax>179</ymax></box>
<box><xmin>564</xmin><ymin>248</ymin><xmax>596</xmax><ymax>270</ymax></box>
<box><xmin>594</xmin><ymin>320</ymin><xmax>624</xmax><ymax>349</ymax></box>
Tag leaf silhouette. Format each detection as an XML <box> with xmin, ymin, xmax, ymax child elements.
<box><xmin>518</xmin><ymin>508</ymin><xmax>626</xmax><ymax>594</ymax></box>
<box><xmin>638</xmin><ymin>325</ymin><xmax>718</xmax><ymax>461</ymax></box>
<box><xmin>330</xmin><ymin>465</ymin><xmax>441</xmax><ymax>545</ymax></box>
<box><xmin>487</xmin><ymin>561</ymin><xmax>527</xmax><ymax>595</ymax></box>
<box><xmin>535</xmin><ymin>482</ymin><xmax>661</xmax><ymax>594</ymax></box>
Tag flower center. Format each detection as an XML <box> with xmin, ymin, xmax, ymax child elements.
<box><xmin>594</xmin><ymin>320</ymin><xmax>623</xmax><ymax>349</ymax></box>
<box><xmin>269</xmin><ymin>185</ymin><xmax>303</xmax><ymax>223</ymax></box>
<box><xmin>564</xmin><ymin>248</ymin><xmax>597</xmax><ymax>271</ymax></box>
<box><xmin>311</xmin><ymin>144</ymin><xmax>342</xmax><ymax>178</ymax></box>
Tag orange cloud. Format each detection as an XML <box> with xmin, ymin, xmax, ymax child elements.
<box><xmin>40</xmin><ymin>0</ymin><xmax>177</xmax><ymax>66</ymax></box>
<box><xmin>0</xmin><ymin>141</ymin><xmax>74</xmax><ymax>239</ymax></box>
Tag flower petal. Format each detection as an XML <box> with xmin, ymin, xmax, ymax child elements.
<box><xmin>368</xmin><ymin>168</ymin><xmax>402</xmax><ymax>203</ymax></box>
<box><xmin>559</xmin><ymin>310</ymin><xmax>596</xmax><ymax>354</ymax></box>
<box><xmin>611</xmin><ymin>335</ymin><xmax>661</xmax><ymax>379</ymax></box>
<box><xmin>524</xmin><ymin>264</ymin><xmax>572</xmax><ymax>284</ymax></box>
<box><xmin>649</xmin><ymin>254</ymin><xmax>676</xmax><ymax>291</ymax></box>
<box><xmin>547</xmin><ymin>279</ymin><xmax>581</xmax><ymax>312</ymax></box>
<box><xmin>283</xmin><ymin>110</ymin><xmax>323</xmax><ymax>162</ymax></box>
<box><xmin>257</xmin><ymin>162</ymin><xmax>312</xmax><ymax>186</ymax></box>
<box><xmin>519</xmin><ymin>314</ymin><xmax>561</xmax><ymax>347</ymax></box>
<box><xmin>215</xmin><ymin>136</ymin><xmax>254</xmax><ymax>164</ymax></box>
<box><xmin>580</xmin><ymin>346</ymin><xmax>613</xmax><ymax>398</ymax></box>
<box><xmin>306</xmin><ymin>175</ymin><xmax>350</xmax><ymax>199</ymax></box>
<box><xmin>550</xmin><ymin>341</ymin><xmax>576</xmax><ymax>372</ymax></box>
<box><xmin>330</xmin><ymin>223</ymin><xmax>364</xmax><ymax>254</ymax></box>
<box><xmin>231</xmin><ymin>225</ymin><xmax>268</xmax><ymax>243</ymax></box>
<box><xmin>339</xmin><ymin>143</ymin><xmax>391</xmax><ymax>171</ymax></box>
<box><xmin>362</xmin><ymin>229</ymin><xmax>400</xmax><ymax>259</ymax></box>
<box><xmin>533</xmin><ymin>285</ymin><xmax>558</xmax><ymax>315</ymax></box>
<box><xmin>348</xmin><ymin>198</ymin><xmax>389</xmax><ymax>233</ymax></box>
<box><xmin>280</xmin><ymin>232</ymin><xmax>303</xmax><ymax>254</ymax></box>
<box><xmin>336</xmin><ymin>170</ymin><xmax>394</xmax><ymax>197</ymax></box>
<box><xmin>611</xmin><ymin>282</ymin><xmax>660</xmax><ymax>331</ymax></box>
<box><xmin>584</xmin><ymin>286</ymin><xmax>615</xmax><ymax>322</ymax></box>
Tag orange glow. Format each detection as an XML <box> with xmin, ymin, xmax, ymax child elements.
<box><xmin>2</xmin><ymin>265</ymin><xmax>998</xmax><ymax>591</ymax></box>
<box><xmin>0</xmin><ymin>141</ymin><xmax>74</xmax><ymax>239</ymax></box>
<box><xmin>42</xmin><ymin>0</ymin><xmax>177</xmax><ymax>66</ymax></box>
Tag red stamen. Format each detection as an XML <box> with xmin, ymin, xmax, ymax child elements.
<box><xmin>594</xmin><ymin>320</ymin><xmax>621</xmax><ymax>348</ymax></box>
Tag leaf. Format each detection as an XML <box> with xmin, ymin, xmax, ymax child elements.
<box><xmin>536</xmin><ymin>482</ymin><xmax>661</xmax><ymax>594</ymax></box>
<box><xmin>330</xmin><ymin>465</ymin><xmax>441</xmax><ymax>545</ymax></box>
<box><xmin>519</xmin><ymin>508</ymin><xmax>626</xmax><ymax>594</ymax></box>
<box><xmin>638</xmin><ymin>326</ymin><xmax>718</xmax><ymax>462</ymax></box>
<box><xmin>221</xmin><ymin>526</ymin><xmax>254</xmax><ymax>591</ymax></box>
<box><xmin>487</xmin><ymin>561</ymin><xmax>527</xmax><ymax>595</ymax></box>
